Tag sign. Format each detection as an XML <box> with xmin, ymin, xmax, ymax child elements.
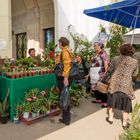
<box><xmin>0</xmin><ymin>39</ymin><xmax>7</xmax><ymax>50</ymax></box>
<box><xmin>98</xmin><ymin>32</ymin><xmax>110</xmax><ymax>43</ymax></box>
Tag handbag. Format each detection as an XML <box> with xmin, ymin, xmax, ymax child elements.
<box><xmin>54</xmin><ymin>51</ymin><xmax>79</xmax><ymax>78</ymax></box>
<box><xmin>97</xmin><ymin>81</ymin><xmax>108</xmax><ymax>94</ymax></box>
<box><xmin>58</xmin><ymin>86</ymin><xmax>70</xmax><ymax>111</ymax></box>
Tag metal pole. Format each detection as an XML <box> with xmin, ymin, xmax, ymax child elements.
<box><xmin>131</xmin><ymin>7</ymin><xmax>140</xmax><ymax>45</ymax></box>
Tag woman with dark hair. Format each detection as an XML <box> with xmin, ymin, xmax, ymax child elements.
<box><xmin>90</xmin><ymin>42</ymin><xmax>109</xmax><ymax>107</ymax></box>
<box><xmin>105</xmin><ymin>44</ymin><xmax>138</xmax><ymax>129</ymax></box>
<box><xmin>75</xmin><ymin>53</ymin><xmax>89</xmax><ymax>86</ymax></box>
<box><xmin>56</xmin><ymin>36</ymin><xmax>73</xmax><ymax>125</ymax></box>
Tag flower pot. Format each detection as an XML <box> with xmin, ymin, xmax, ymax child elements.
<box><xmin>20</xmin><ymin>74</ymin><xmax>24</xmax><ymax>78</ymax></box>
<box><xmin>11</xmin><ymin>75</ymin><xmax>15</xmax><ymax>79</ymax></box>
<box><xmin>32</xmin><ymin>112</ymin><xmax>37</xmax><ymax>118</ymax></box>
<box><xmin>0</xmin><ymin>114</ymin><xmax>9</xmax><ymax>124</ymax></box>
<box><xmin>24</xmin><ymin>73</ymin><xmax>27</xmax><ymax>77</ymax></box>
<box><xmin>13</xmin><ymin>116</ymin><xmax>20</xmax><ymax>124</ymax></box>
<box><xmin>36</xmin><ymin>111</ymin><xmax>40</xmax><ymax>117</ymax></box>
<box><xmin>32</xmin><ymin>72</ymin><xmax>36</xmax><ymax>76</ymax></box>
<box><xmin>40</xmin><ymin>71</ymin><xmax>44</xmax><ymax>75</ymax></box>
<box><xmin>16</xmin><ymin>74</ymin><xmax>20</xmax><ymax>78</ymax></box>
<box><xmin>23</xmin><ymin>112</ymin><xmax>30</xmax><ymax>119</ymax></box>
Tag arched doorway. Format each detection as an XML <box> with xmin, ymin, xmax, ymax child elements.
<box><xmin>11</xmin><ymin>0</ymin><xmax>55</xmax><ymax>58</ymax></box>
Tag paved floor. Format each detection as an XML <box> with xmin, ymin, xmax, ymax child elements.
<box><xmin>37</xmin><ymin>89</ymin><xmax>140</xmax><ymax>140</ymax></box>
<box><xmin>0</xmin><ymin>90</ymin><xmax>140</xmax><ymax>140</ymax></box>
<box><xmin>0</xmin><ymin>96</ymin><xmax>100</xmax><ymax>140</ymax></box>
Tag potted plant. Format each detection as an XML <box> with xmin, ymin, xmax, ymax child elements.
<box><xmin>21</xmin><ymin>102</ymin><xmax>31</xmax><ymax>119</ymax></box>
<box><xmin>0</xmin><ymin>90</ymin><xmax>10</xmax><ymax>124</ymax></box>
<box><xmin>13</xmin><ymin>103</ymin><xmax>21</xmax><ymax>124</ymax></box>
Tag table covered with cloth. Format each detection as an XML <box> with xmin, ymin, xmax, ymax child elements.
<box><xmin>0</xmin><ymin>74</ymin><xmax>57</xmax><ymax>120</ymax></box>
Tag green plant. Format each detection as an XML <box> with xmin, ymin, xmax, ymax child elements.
<box><xmin>14</xmin><ymin>102</ymin><xmax>22</xmax><ymax>118</ymax></box>
<box><xmin>120</xmin><ymin>103</ymin><xmax>140</xmax><ymax>140</ymax></box>
<box><xmin>99</xmin><ymin>24</ymin><xmax>106</xmax><ymax>33</ymax></box>
<box><xmin>70</xmin><ymin>84</ymin><xmax>87</xmax><ymax>106</ymax></box>
<box><xmin>0</xmin><ymin>89</ymin><xmax>10</xmax><ymax>117</ymax></box>
<box><xmin>21</xmin><ymin>102</ymin><xmax>32</xmax><ymax>113</ymax></box>
<box><xmin>47</xmin><ymin>41</ymin><xmax>56</xmax><ymax>51</ymax></box>
<box><xmin>47</xmin><ymin>86</ymin><xmax>59</xmax><ymax>111</ymax></box>
<box><xmin>106</xmin><ymin>25</ymin><xmax>130</xmax><ymax>59</ymax></box>
<box><xmin>137</xmin><ymin>67</ymin><xmax>140</xmax><ymax>78</ymax></box>
<box><xmin>68</xmin><ymin>25</ymin><xmax>93</xmax><ymax>61</ymax></box>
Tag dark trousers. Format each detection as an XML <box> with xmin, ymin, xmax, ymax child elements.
<box><xmin>56</xmin><ymin>77</ymin><xmax>72</xmax><ymax>123</ymax></box>
<box><xmin>95</xmin><ymin>90</ymin><xmax>107</xmax><ymax>103</ymax></box>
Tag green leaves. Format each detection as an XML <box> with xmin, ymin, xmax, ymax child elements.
<box><xmin>0</xmin><ymin>89</ymin><xmax>10</xmax><ymax>117</ymax></box>
<box><xmin>120</xmin><ymin>103</ymin><xmax>140</xmax><ymax>140</ymax></box>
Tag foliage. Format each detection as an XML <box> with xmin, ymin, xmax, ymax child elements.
<box><xmin>19</xmin><ymin>87</ymin><xmax>59</xmax><ymax>115</ymax></box>
<box><xmin>137</xmin><ymin>67</ymin><xmax>140</xmax><ymax>78</ymax></box>
<box><xmin>47</xmin><ymin>86</ymin><xmax>59</xmax><ymax>111</ymax></box>
<box><xmin>106</xmin><ymin>25</ymin><xmax>131</xmax><ymax>59</ymax></box>
<box><xmin>120</xmin><ymin>103</ymin><xmax>140</xmax><ymax>140</ymax></box>
<box><xmin>69</xmin><ymin>84</ymin><xmax>87</xmax><ymax>106</ymax></box>
<box><xmin>16</xmin><ymin>58</ymin><xmax>35</xmax><ymax>69</ymax></box>
<box><xmin>68</xmin><ymin>25</ymin><xmax>93</xmax><ymax>61</ymax></box>
<box><xmin>99</xmin><ymin>24</ymin><xmax>106</xmax><ymax>33</ymax></box>
<box><xmin>0</xmin><ymin>89</ymin><xmax>10</xmax><ymax>117</ymax></box>
<box><xmin>46</xmin><ymin>41</ymin><xmax>56</xmax><ymax>51</ymax></box>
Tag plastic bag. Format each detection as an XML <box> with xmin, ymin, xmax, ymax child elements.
<box><xmin>58</xmin><ymin>86</ymin><xmax>70</xmax><ymax>111</ymax></box>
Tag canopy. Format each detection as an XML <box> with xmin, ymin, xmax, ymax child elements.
<box><xmin>84</xmin><ymin>0</ymin><xmax>140</xmax><ymax>29</ymax></box>
<box><xmin>123</xmin><ymin>29</ymin><xmax>140</xmax><ymax>44</ymax></box>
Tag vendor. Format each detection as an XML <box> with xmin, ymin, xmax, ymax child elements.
<box><xmin>28</xmin><ymin>48</ymin><xmax>36</xmax><ymax>59</ymax></box>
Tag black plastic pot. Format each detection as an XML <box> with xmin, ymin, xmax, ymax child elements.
<box><xmin>0</xmin><ymin>114</ymin><xmax>9</xmax><ymax>124</ymax></box>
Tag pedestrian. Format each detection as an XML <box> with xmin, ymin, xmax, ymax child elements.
<box><xmin>105</xmin><ymin>44</ymin><xmax>138</xmax><ymax>129</ymax></box>
<box><xmin>56</xmin><ymin>36</ymin><xmax>73</xmax><ymax>125</ymax></box>
<box><xmin>90</xmin><ymin>42</ymin><xmax>109</xmax><ymax>107</ymax></box>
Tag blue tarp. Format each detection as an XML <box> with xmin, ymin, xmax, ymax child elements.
<box><xmin>84</xmin><ymin>0</ymin><xmax>140</xmax><ymax>28</ymax></box>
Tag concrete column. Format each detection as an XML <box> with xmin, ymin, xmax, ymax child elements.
<box><xmin>0</xmin><ymin>0</ymin><xmax>12</xmax><ymax>58</ymax></box>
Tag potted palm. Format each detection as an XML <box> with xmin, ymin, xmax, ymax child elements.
<box><xmin>0</xmin><ymin>90</ymin><xmax>10</xmax><ymax>124</ymax></box>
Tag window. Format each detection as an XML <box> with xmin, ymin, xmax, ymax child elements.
<box><xmin>44</xmin><ymin>27</ymin><xmax>54</xmax><ymax>48</ymax></box>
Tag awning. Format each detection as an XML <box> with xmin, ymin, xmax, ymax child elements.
<box><xmin>84</xmin><ymin>0</ymin><xmax>140</xmax><ymax>29</ymax></box>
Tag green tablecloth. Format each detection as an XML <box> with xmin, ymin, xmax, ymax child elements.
<box><xmin>0</xmin><ymin>74</ymin><xmax>57</xmax><ymax>121</ymax></box>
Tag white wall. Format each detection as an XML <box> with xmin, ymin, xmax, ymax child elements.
<box><xmin>0</xmin><ymin>0</ymin><xmax>12</xmax><ymax>58</ymax></box>
<box><xmin>55</xmin><ymin>0</ymin><xmax>112</xmax><ymax>47</ymax></box>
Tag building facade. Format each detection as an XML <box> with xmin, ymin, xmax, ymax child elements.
<box><xmin>0</xmin><ymin>0</ymin><xmax>114</xmax><ymax>59</ymax></box>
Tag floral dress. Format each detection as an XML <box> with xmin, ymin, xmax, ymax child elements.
<box><xmin>90</xmin><ymin>50</ymin><xmax>108</xmax><ymax>91</ymax></box>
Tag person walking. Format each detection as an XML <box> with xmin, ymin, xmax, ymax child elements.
<box><xmin>90</xmin><ymin>42</ymin><xmax>109</xmax><ymax>107</ymax></box>
<box><xmin>55</xmin><ymin>37</ymin><xmax>73</xmax><ymax>125</ymax></box>
<box><xmin>105</xmin><ymin>44</ymin><xmax>138</xmax><ymax>129</ymax></box>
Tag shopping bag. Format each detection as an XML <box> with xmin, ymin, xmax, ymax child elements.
<box><xmin>58</xmin><ymin>86</ymin><xmax>70</xmax><ymax>111</ymax></box>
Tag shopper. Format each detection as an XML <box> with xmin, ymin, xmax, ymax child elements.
<box><xmin>105</xmin><ymin>44</ymin><xmax>138</xmax><ymax>129</ymax></box>
<box><xmin>90</xmin><ymin>42</ymin><xmax>109</xmax><ymax>107</ymax></box>
<box><xmin>56</xmin><ymin>37</ymin><xmax>73</xmax><ymax>125</ymax></box>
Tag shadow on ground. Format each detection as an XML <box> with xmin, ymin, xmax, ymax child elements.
<box><xmin>0</xmin><ymin>96</ymin><xmax>102</xmax><ymax>140</ymax></box>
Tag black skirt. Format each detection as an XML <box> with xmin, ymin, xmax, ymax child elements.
<box><xmin>107</xmin><ymin>92</ymin><xmax>132</xmax><ymax>113</ymax></box>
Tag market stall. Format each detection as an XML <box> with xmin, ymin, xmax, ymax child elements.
<box><xmin>0</xmin><ymin>74</ymin><xmax>57</xmax><ymax>121</ymax></box>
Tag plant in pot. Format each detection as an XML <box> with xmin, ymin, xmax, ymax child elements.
<box><xmin>21</xmin><ymin>102</ymin><xmax>31</xmax><ymax>119</ymax></box>
<box><xmin>47</xmin><ymin>86</ymin><xmax>59</xmax><ymax>112</ymax></box>
<box><xmin>13</xmin><ymin>103</ymin><xmax>22</xmax><ymax>124</ymax></box>
<box><xmin>0</xmin><ymin>90</ymin><xmax>10</xmax><ymax>124</ymax></box>
<box><xmin>30</xmin><ymin>101</ymin><xmax>40</xmax><ymax>118</ymax></box>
